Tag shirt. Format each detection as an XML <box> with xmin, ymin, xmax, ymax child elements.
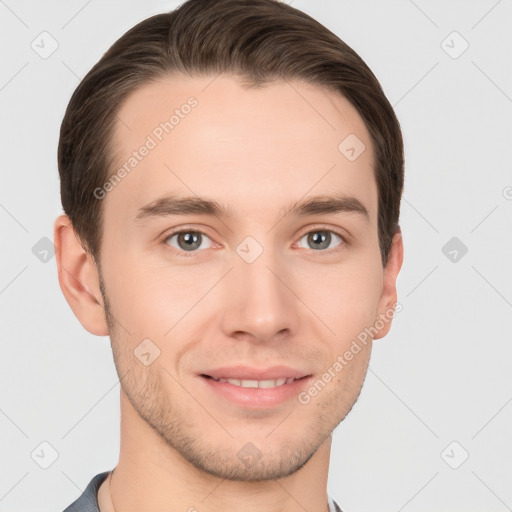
<box><xmin>62</xmin><ymin>471</ymin><xmax>343</xmax><ymax>512</ymax></box>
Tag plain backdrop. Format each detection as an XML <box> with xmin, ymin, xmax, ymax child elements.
<box><xmin>0</xmin><ymin>1</ymin><xmax>511</xmax><ymax>511</ymax></box>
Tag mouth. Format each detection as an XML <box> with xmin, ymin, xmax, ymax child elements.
<box><xmin>198</xmin><ymin>372</ymin><xmax>313</xmax><ymax>408</ymax></box>
<box><xmin>201</xmin><ymin>374</ymin><xmax>309</xmax><ymax>389</ymax></box>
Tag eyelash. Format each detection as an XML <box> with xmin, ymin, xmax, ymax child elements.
<box><xmin>161</xmin><ymin>225</ymin><xmax>348</xmax><ymax>258</ymax></box>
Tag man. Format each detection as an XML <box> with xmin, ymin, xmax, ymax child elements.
<box><xmin>54</xmin><ymin>0</ymin><xmax>404</xmax><ymax>510</ymax></box>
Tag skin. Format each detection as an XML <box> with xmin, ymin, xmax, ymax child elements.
<box><xmin>54</xmin><ymin>74</ymin><xmax>403</xmax><ymax>512</ymax></box>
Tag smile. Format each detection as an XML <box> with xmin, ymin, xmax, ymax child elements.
<box><xmin>206</xmin><ymin>376</ymin><xmax>301</xmax><ymax>388</ymax></box>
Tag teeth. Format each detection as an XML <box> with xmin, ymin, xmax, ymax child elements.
<box><xmin>212</xmin><ymin>377</ymin><xmax>296</xmax><ymax>388</ymax></box>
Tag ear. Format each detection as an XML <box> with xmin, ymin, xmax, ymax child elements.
<box><xmin>53</xmin><ymin>214</ymin><xmax>109</xmax><ymax>336</ymax></box>
<box><xmin>373</xmin><ymin>230</ymin><xmax>404</xmax><ymax>340</ymax></box>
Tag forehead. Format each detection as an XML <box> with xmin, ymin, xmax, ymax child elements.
<box><xmin>106</xmin><ymin>74</ymin><xmax>377</xmax><ymax>226</ymax></box>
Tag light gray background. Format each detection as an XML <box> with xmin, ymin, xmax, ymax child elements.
<box><xmin>1</xmin><ymin>1</ymin><xmax>511</xmax><ymax>511</ymax></box>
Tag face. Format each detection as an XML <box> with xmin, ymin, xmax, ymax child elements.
<box><xmin>96</xmin><ymin>74</ymin><xmax>398</xmax><ymax>480</ymax></box>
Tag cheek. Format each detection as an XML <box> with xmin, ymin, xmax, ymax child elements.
<box><xmin>100</xmin><ymin>251</ymin><xmax>162</xmax><ymax>335</ymax></box>
<box><xmin>296</xmin><ymin>260</ymin><xmax>383</xmax><ymax>341</ymax></box>
<box><xmin>103</xmin><ymin>250</ymin><xmax>219</xmax><ymax>337</ymax></box>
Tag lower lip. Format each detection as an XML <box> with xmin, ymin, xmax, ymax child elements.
<box><xmin>199</xmin><ymin>375</ymin><xmax>312</xmax><ymax>408</ymax></box>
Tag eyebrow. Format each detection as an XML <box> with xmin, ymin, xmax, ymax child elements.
<box><xmin>134</xmin><ymin>193</ymin><xmax>369</xmax><ymax>223</ymax></box>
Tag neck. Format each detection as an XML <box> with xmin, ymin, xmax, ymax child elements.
<box><xmin>105</xmin><ymin>390</ymin><xmax>332</xmax><ymax>512</ymax></box>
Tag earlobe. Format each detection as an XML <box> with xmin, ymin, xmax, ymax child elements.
<box><xmin>374</xmin><ymin>230</ymin><xmax>404</xmax><ymax>340</ymax></box>
<box><xmin>53</xmin><ymin>214</ymin><xmax>109</xmax><ymax>336</ymax></box>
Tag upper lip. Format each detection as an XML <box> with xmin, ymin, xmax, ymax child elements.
<box><xmin>201</xmin><ymin>365</ymin><xmax>310</xmax><ymax>381</ymax></box>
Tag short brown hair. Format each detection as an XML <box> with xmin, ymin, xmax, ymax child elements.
<box><xmin>58</xmin><ymin>0</ymin><xmax>404</xmax><ymax>267</ymax></box>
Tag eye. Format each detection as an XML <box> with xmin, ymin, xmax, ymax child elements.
<box><xmin>296</xmin><ymin>229</ymin><xmax>345</xmax><ymax>251</ymax></box>
<box><xmin>164</xmin><ymin>230</ymin><xmax>213</xmax><ymax>253</ymax></box>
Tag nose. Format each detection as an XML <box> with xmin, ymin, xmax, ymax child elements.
<box><xmin>219</xmin><ymin>247</ymin><xmax>300</xmax><ymax>343</ymax></box>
